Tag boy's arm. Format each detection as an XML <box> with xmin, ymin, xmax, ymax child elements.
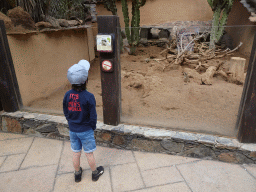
<box><xmin>63</xmin><ymin>93</ymin><xmax>69</xmax><ymax>120</ymax></box>
<box><xmin>88</xmin><ymin>94</ymin><xmax>97</xmax><ymax>130</ymax></box>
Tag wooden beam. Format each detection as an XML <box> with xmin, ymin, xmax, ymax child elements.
<box><xmin>236</xmin><ymin>31</ymin><xmax>256</xmax><ymax>143</ymax></box>
<box><xmin>0</xmin><ymin>20</ymin><xmax>23</xmax><ymax>112</ymax></box>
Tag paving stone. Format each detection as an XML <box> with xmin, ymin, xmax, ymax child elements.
<box><xmin>0</xmin><ymin>137</ymin><xmax>34</xmax><ymax>156</ymax></box>
<box><xmin>0</xmin><ymin>132</ymin><xmax>27</xmax><ymax>140</ymax></box>
<box><xmin>58</xmin><ymin>141</ymin><xmax>88</xmax><ymax>174</ymax></box>
<box><xmin>0</xmin><ymin>154</ymin><xmax>26</xmax><ymax>172</ymax></box>
<box><xmin>54</xmin><ymin>167</ymin><xmax>111</xmax><ymax>192</ymax></box>
<box><xmin>58</xmin><ymin>143</ymin><xmax>135</xmax><ymax>174</ymax></box>
<box><xmin>2</xmin><ymin>117</ymin><xmax>22</xmax><ymax>133</ymax></box>
<box><xmin>0</xmin><ymin>165</ymin><xmax>57</xmax><ymax>192</ymax></box>
<box><xmin>177</xmin><ymin>160</ymin><xmax>256</xmax><ymax>192</ymax></box>
<box><xmin>134</xmin><ymin>151</ymin><xmax>195</xmax><ymax>171</ymax></box>
<box><xmin>35</xmin><ymin>124</ymin><xmax>56</xmax><ymax>133</ymax></box>
<box><xmin>142</xmin><ymin>166</ymin><xmax>183</xmax><ymax>187</ymax></box>
<box><xmin>243</xmin><ymin>164</ymin><xmax>256</xmax><ymax>179</ymax></box>
<box><xmin>20</xmin><ymin>137</ymin><xmax>63</xmax><ymax>169</ymax></box>
<box><xmin>133</xmin><ymin>182</ymin><xmax>191</xmax><ymax>192</ymax></box>
<box><xmin>111</xmin><ymin>163</ymin><xmax>144</xmax><ymax>192</ymax></box>
<box><xmin>241</xmin><ymin>144</ymin><xmax>256</xmax><ymax>152</ymax></box>
<box><xmin>0</xmin><ymin>156</ymin><xmax>6</xmax><ymax>167</ymax></box>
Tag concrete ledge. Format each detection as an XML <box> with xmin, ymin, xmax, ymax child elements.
<box><xmin>1</xmin><ymin>111</ymin><xmax>255</xmax><ymax>164</ymax></box>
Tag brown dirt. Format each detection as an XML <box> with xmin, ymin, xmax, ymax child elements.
<box><xmin>28</xmin><ymin>45</ymin><xmax>245</xmax><ymax>137</ymax></box>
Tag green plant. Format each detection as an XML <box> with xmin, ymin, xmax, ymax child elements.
<box><xmin>207</xmin><ymin>0</ymin><xmax>234</xmax><ymax>49</ymax></box>
<box><xmin>103</xmin><ymin>0</ymin><xmax>118</xmax><ymax>15</ymax></box>
<box><xmin>121</xmin><ymin>0</ymin><xmax>146</xmax><ymax>54</ymax></box>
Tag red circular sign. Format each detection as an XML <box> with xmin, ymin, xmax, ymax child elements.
<box><xmin>102</xmin><ymin>60</ymin><xmax>112</xmax><ymax>71</ymax></box>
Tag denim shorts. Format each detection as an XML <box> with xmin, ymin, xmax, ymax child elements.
<box><xmin>69</xmin><ymin>129</ymin><xmax>96</xmax><ymax>153</ymax></box>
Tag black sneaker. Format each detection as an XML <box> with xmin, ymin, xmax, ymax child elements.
<box><xmin>92</xmin><ymin>166</ymin><xmax>104</xmax><ymax>181</ymax></box>
<box><xmin>74</xmin><ymin>167</ymin><xmax>82</xmax><ymax>183</ymax></box>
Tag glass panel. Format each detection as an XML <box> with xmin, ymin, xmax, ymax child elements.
<box><xmin>119</xmin><ymin>25</ymin><xmax>255</xmax><ymax>137</ymax></box>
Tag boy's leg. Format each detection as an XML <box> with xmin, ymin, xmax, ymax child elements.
<box><xmin>73</xmin><ymin>151</ymin><xmax>81</xmax><ymax>172</ymax></box>
<box><xmin>85</xmin><ymin>152</ymin><xmax>104</xmax><ymax>182</ymax></box>
<box><xmin>85</xmin><ymin>152</ymin><xmax>96</xmax><ymax>171</ymax></box>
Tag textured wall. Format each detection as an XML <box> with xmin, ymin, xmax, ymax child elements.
<box><xmin>7</xmin><ymin>28</ymin><xmax>93</xmax><ymax>106</ymax></box>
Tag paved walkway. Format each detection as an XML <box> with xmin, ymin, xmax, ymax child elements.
<box><xmin>0</xmin><ymin>132</ymin><xmax>255</xmax><ymax>192</ymax></box>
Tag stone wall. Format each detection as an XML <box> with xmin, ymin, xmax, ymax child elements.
<box><xmin>0</xmin><ymin>111</ymin><xmax>255</xmax><ymax>164</ymax></box>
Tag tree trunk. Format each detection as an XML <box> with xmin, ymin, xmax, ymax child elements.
<box><xmin>229</xmin><ymin>57</ymin><xmax>246</xmax><ymax>83</ymax></box>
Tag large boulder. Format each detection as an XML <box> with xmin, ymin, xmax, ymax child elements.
<box><xmin>0</xmin><ymin>12</ymin><xmax>14</xmax><ymax>30</ymax></box>
<box><xmin>7</xmin><ymin>7</ymin><xmax>36</xmax><ymax>30</ymax></box>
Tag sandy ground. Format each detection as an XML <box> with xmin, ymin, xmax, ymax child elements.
<box><xmin>27</xmin><ymin>46</ymin><xmax>245</xmax><ymax>137</ymax></box>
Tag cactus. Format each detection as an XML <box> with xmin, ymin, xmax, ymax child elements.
<box><xmin>207</xmin><ymin>0</ymin><xmax>234</xmax><ymax>49</ymax></box>
<box><xmin>121</xmin><ymin>0</ymin><xmax>146</xmax><ymax>54</ymax></box>
<box><xmin>103</xmin><ymin>0</ymin><xmax>117</xmax><ymax>15</ymax></box>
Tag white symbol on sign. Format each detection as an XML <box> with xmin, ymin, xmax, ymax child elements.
<box><xmin>102</xmin><ymin>60</ymin><xmax>112</xmax><ymax>71</ymax></box>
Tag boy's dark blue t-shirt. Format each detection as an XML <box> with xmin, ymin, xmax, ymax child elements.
<box><xmin>63</xmin><ymin>89</ymin><xmax>97</xmax><ymax>132</ymax></box>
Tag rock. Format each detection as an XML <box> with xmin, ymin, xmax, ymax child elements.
<box><xmin>250</xmin><ymin>151</ymin><xmax>256</xmax><ymax>158</ymax></box>
<box><xmin>112</xmin><ymin>135</ymin><xmax>126</xmax><ymax>146</ymax></box>
<box><xmin>161</xmin><ymin>140</ymin><xmax>184</xmax><ymax>153</ymax></box>
<box><xmin>2</xmin><ymin>117</ymin><xmax>22</xmax><ymax>133</ymax></box>
<box><xmin>234</xmin><ymin>153</ymin><xmax>254</xmax><ymax>164</ymax></box>
<box><xmin>179</xmin><ymin>146</ymin><xmax>216</xmax><ymax>159</ymax></box>
<box><xmin>57</xmin><ymin>19</ymin><xmax>69</xmax><ymax>27</ymax></box>
<box><xmin>35</xmin><ymin>124</ymin><xmax>57</xmax><ymax>133</ymax></box>
<box><xmin>129</xmin><ymin>139</ymin><xmax>163</xmax><ymax>152</ymax></box>
<box><xmin>67</xmin><ymin>20</ymin><xmax>80</xmax><ymax>27</ymax></box>
<box><xmin>47</xmin><ymin>132</ymin><xmax>62</xmax><ymax>139</ymax></box>
<box><xmin>22</xmin><ymin>120</ymin><xmax>41</xmax><ymax>129</ymax></box>
<box><xmin>0</xmin><ymin>12</ymin><xmax>14</xmax><ymax>30</ymax></box>
<box><xmin>24</xmin><ymin>128</ymin><xmax>43</xmax><ymax>137</ymax></box>
<box><xmin>7</xmin><ymin>6</ymin><xmax>36</xmax><ymax>30</ymax></box>
<box><xmin>57</xmin><ymin>125</ymin><xmax>69</xmax><ymax>137</ymax></box>
<box><xmin>218</xmin><ymin>153</ymin><xmax>238</xmax><ymax>163</ymax></box>
<box><xmin>97</xmin><ymin>132</ymin><xmax>112</xmax><ymax>142</ymax></box>
<box><xmin>35</xmin><ymin>21</ymin><xmax>53</xmax><ymax>29</ymax></box>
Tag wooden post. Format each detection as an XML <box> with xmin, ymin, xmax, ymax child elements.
<box><xmin>97</xmin><ymin>16</ymin><xmax>121</xmax><ymax>126</ymax></box>
<box><xmin>0</xmin><ymin>20</ymin><xmax>23</xmax><ymax>112</ymax></box>
<box><xmin>236</xmin><ymin>31</ymin><xmax>256</xmax><ymax>143</ymax></box>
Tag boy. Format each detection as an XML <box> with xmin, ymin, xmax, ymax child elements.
<box><xmin>63</xmin><ymin>60</ymin><xmax>104</xmax><ymax>183</ymax></box>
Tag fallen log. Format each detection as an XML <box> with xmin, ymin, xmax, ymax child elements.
<box><xmin>201</xmin><ymin>66</ymin><xmax>217</xmax><ymax>85</ymax></box>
